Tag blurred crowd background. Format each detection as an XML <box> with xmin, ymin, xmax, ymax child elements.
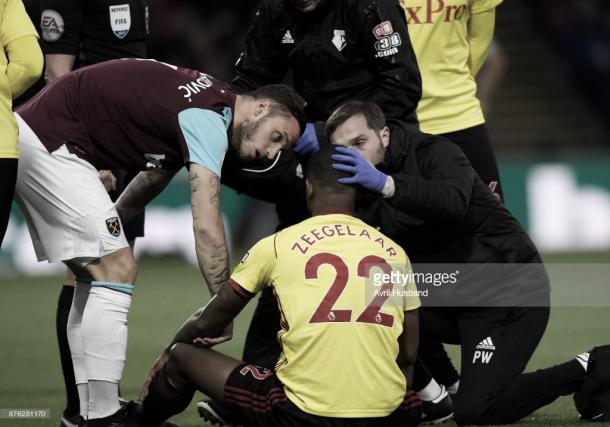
<box><xmin>4</xmin><ymin>0</ymin><xmax>610</xmax><ymax>277</ymax></box>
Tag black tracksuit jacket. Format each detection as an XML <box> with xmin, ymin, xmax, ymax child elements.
<box><xmin>224</xmin><ymin>0</ymin><xmax>422</xmax><ymax>226</ymax></box>
<box><xmin>357</xmin><ymin>122</ymin><xmax>550</xmax><ymax>306</ymax></box>
<box><xmin>232</xmin><ymin>0</ymin><xmax>421</xmax><ymax>123</ymax></box>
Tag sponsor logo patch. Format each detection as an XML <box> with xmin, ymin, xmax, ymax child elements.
<box><xmin>476</xmin><ymin>337</ymin><xmax>496</xmax><ymax>350</ymax></box>
<box><xmin>109</xmin><ymin>4</ymin><xmax>131</xmax><ymax>39</ymax></box>
<box><xmin>105</xmin><ymin>217</ymin><xmax>121</xmax><ymax>237</ymax></box>
<box><xmin>473</xmin><ymin>337</ymin><xmax>495</xmax><ymax>364</ymax></box>
<box><xmin>282</xmin><ymin>30</ymin><xmax>295</xmax><ymax>44</ymax></box>
<box><xmin>40</xmin><ymin>10</ymin><xmax>64</xmax><ymax>42</ymax></box>
<box><xmin>373</xmin><ymin>21</ymin><xmax>394</xmax><ymax>39</ymax></box>
<box><xmin>372</xmin><ymin>21</ymin><xmax>401</xmax><ymax>58</ymax></box>
<box><xmin>332</xmin><ymin>29</ymin><xmax>347</xmax><ymax>52</ymax></box>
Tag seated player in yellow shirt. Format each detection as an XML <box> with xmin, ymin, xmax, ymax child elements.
<box><xmin>132</xmin><ymin>144</ymin><xmax>422</xmax><ymax>427</ymax></box>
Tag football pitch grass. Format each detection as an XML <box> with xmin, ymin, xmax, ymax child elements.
<box><xmin>1</xmin><ymin>253</ymin><xmax>609</xmax><ymax>426</ymax></box>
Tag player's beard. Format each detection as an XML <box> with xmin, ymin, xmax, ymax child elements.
<box><xmin>375</xmin><ymin>140</ymin><xmax>386</xmax><ymax>164</ymax></box>
<box><xmin>371</xmin><ymin>133</ymin><xmax>387</xmax><ymax>166</ymax></box>
<box><xmin>231</xmin><ymin>115</ymin><xmax>271</xmax><ymax>162</ymax></box>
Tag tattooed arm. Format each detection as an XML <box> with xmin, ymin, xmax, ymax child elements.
<box><xmin>115</xmin><ymin>168</ymin><xmax>177</xmax><ymax>225</ymax></box>
<box><xmin>189</xmin><ymin>163</ymin><xmax>230</xmax><ymax>296</ymax></box>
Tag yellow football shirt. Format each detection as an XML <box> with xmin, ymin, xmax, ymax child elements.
<box><xmin>402</xmin><ymin>0</ymin><xmax>502</xmax><ymax>134</ymax></box>
<box><xmin>0</xmin><ymin>0</ymin><xmax>39</xmax><ymax>159</ymax></box>
<box><xmin>230</xmin><ymin>212</ymin><xmax>421</xmax><ymax>418</ymax></box>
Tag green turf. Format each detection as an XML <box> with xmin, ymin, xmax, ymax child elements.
<box><xmin>0</xmin><ymin>253</ymin><xmax>609</xmax><ymax>426</ymax></box>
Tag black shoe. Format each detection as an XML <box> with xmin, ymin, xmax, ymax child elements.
<box><xmin>574</xmin><ymin>345</ymin><xmax>610</xmax><ymax>421</ymax></box>
<box><xmin>84</xmin><ymin>402</ymin><xmax>141</xmax><ymax>427</ymax></box>
<box><xmin>420</xmin><ymin>385</ymin><xmax>454</xmax><ymax>424</ymax></box>
<box><xmin>60</xmin><ymin>411</ymin><xmax>82</xmax><ymax>427</ymax></box>
<box><xmin>197</xmin><ymin>399</ymin><xmax>241</xmax><ymax>427</ymax></box>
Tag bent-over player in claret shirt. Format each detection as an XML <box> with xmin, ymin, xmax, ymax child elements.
<box><xmin>11</xmin><ymin>58</ymin><xmax>306</xmax><ymax>424</ymax></box>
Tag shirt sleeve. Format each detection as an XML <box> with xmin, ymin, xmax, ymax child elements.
<box><xmin>1</xmin><ymin>0</ymin><xmax>39</xmax><ymax>46</ymax></box>
<box><xmin>178</xmin><ymin>107</ymin><xmax>231</xmax><ymax>176</ymax></box>
<box><xmin>39</xmin><ymin>0</ymin><xmax>82</xmax><ymax>54</ymax></box>
<box><xmin>468</xmin><ymin>8</ymin><xmax>496</xmax><ymax>76</ymax></box>
<box><xmin>232</xmin><ymin>1</ymin><xmax>287</xmax><ymax>93</ymax></box>
<box><xmin>355</xmin><ymin>0</ymin><xmax>422</xmax><ymax>124</ymax></box>
<box><xmin>470</xmin><ymin>0</ymin><xmax>502</xmax><ymax>15</ymax></box>
<box><xmin>388</xmin><ymin>137</ymin><xmax>475</xmax><ymax>223</ymax></box>
<box><xmin>4</xmin><ymin>35</ymin><xmax>43</xmax><ymax>98</ymax></box>
<box><xmin>229</xmin><ymin>234</ymin><xmax>277</xmax><ymax>295</ymax></box>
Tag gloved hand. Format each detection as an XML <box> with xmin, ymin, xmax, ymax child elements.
<box><xmin>331</xmin><ymin>146</ymin><xmax>388</xmax><ymax>193</ymax></box>
<box><xmin>293</xmin><ymin>122</ymin><xmax>319</xmax><ymax>156</ymax></box>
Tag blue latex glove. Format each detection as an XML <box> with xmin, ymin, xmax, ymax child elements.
<box><xmin>331</xmin><ymin>146</ymin><xmax>387</xmax><ymax>193</ymax></box>
<box><xmin>293</xmin><ymin>123</ymin><xmax>319</xmax><ymax>156</ymax></box>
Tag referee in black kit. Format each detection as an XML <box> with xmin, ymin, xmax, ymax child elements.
<box><xmin>37</xmin><ymin>1</ymin><xmax>148</xmax><ymax>425</ymax></box>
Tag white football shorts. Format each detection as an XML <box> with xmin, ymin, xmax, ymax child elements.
<box><xmin>14</xmin><ymin>114</ymin><xmax>129</xmax><ymax>267</ymax></box>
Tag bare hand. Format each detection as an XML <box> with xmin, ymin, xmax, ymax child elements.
<box><xmin>99</xmin><ymin>170</ymin><xmax>117</xmax><ymax>193</ymax></box>
<box><xmin>138</xmin><ymin>350</ymin><xmax>170</xmax><ymax>401</ymax></box>
<box><xmin>192</xmin><ymin>322</ymin><xmax>234</xmax><ymax>348</ymax></box>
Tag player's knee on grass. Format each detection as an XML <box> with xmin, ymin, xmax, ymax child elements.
<box><xmin>453</xmin><ymin>394</ymin><xmax>491</xmax><ymax>425</ymax></box>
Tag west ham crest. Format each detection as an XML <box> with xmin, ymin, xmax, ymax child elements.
<box><xmin>109</xmin><ymin>4</ymin><xmax>131</xmax><ymax>39</ymax></box>
<box><xmin>106</xmin><ymin>217</ymin><xmax>122</xmax><ymax>237</ymax></box>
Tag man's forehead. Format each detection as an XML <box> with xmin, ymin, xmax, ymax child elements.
<box><xmin>333</xmin><ymin>114</ymin><xmax>369</xmax><ymax>138</ymax></box>
<box><xmin>280</xmin><ymin>115</ymin><xmax>300</xmax><ymax>133</ymax></box>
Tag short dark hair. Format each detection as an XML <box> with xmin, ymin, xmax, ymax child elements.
<box><xmin>305</xmin><ymin>143</ymin><xmax>355</xmax><ymax>195</ymax></box>
<box><xmin>325</xmin><ymin>101</ymin><xmax>386</xmax><ymax>139</ymax></box>
<box><xmin>246</xmin><ymin>84</ymin><xmax>307</xmax><ymax>135</ymax></box>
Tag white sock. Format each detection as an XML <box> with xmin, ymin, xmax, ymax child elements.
<box><xmin>88</xmin><ymin>381</ymin><xmax>120</xmax><ymax>420</ymax></box>
<box><xmin>76</xmin><ymin>383</ymin><xmax>89</xmax><ymax>419</ymax></box>
<box><xmin>82</xmin><ymin>282</ymin><xmax>133</xmax><ymax>419</ymax></box>
<box><xmin>417</xmin><ymin>378</ymin><xmax>444</xmax><ymax>402</ymax></box>
<box><xmin>67</xmin><ymin>279</ymin><xmax>92</xmax><ymax>418</ymax></box>
<box><xmin>447</xmin><ymin>379</ymin><xmax>460</xmax><ymax>395</ymax></box>
<box><xmin>576</xmin><ymin>352</ymin><xmax>590</xmax><ymax>371</ymax></box>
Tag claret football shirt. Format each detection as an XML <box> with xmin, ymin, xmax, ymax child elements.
<box><xmin>230</xmin><ymin>212</ymin><xmax>421</xmax><ymax>418</ymax></box>
<box><xmin>17</xmin><ymin>58</ymin><xmax>236</xmax><ymax>175</ymax></box>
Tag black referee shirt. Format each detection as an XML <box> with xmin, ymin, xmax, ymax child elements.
<box><xmin>39</xmin><ymin>0</ymin><xmax>148</xmax><ymax>65</ymax></box>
